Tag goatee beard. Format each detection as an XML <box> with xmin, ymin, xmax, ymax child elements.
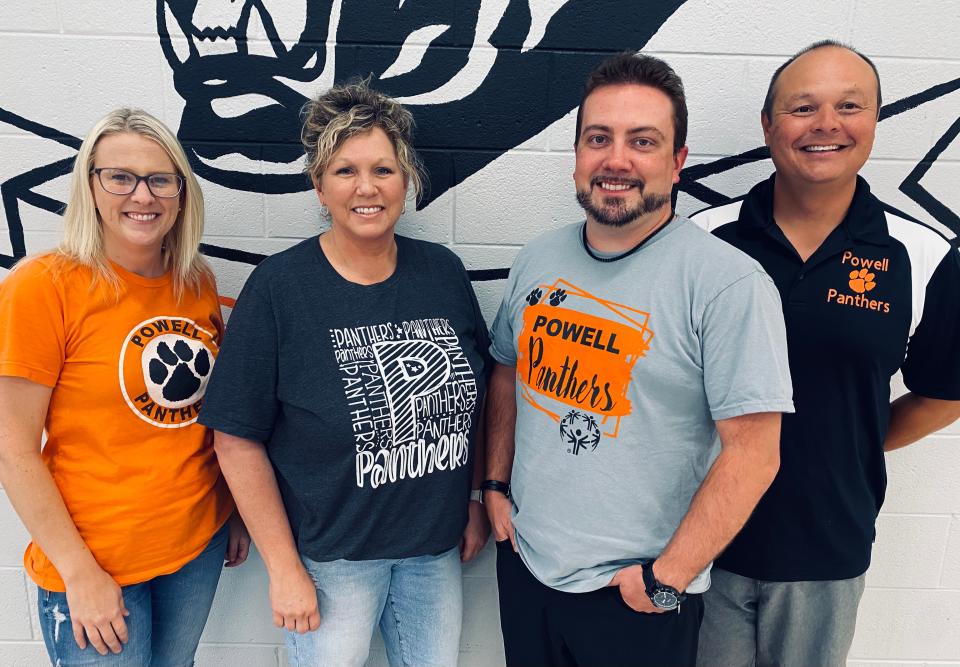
<box><xmin>575</xmin><ymin>188</ymin><xmax>671</xmax><ymax>227</ymax></box>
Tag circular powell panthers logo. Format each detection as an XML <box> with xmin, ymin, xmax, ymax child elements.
<box><xmin>119</xmin><ymin>317</ymin><xmax>217</xmax><ymax>428</ymax></box>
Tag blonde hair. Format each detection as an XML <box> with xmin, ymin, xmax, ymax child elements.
<box><xmin>301</xmin><ymin>81</ymin><xmax>425</xmax><ymax>204</ymax></box>
<box><xmin>54</xmin><ymin>108</ymin><xmax>210</xmax><ymax>300</ymax></box>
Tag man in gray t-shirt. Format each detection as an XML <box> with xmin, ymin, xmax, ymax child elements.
<box><xmin>483</xmin><ymin>53</ymin><xmax>794</xmax><ymax>667</ymax></box>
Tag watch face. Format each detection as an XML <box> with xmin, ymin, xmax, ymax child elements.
<box><xmin>653</xmin><ymin>590</ymin><xmax>678</xmax><ymax>609</ymax></box>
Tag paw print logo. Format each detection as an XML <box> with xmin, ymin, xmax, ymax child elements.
<box><xmin>560</xmin><ymin>410</ymin><xmax>601</xmax><ymax>455</ymax></box>
<box><xmin>526</xmin><ymin>288</ymin><xmax>543</xmax><ymax>306</ymax></box>
<box><xmin>848</xmin><ymin>269</ymin><xmax>876</xmax><ymax>294</ymax></box>
<box><xmin>142</xmin><ymin>335</ymin><xmax>212</xmax><ymax>408</ymax></box>
<box><xmin>548</xmin><ymin>289</ymin><xmax>567</xmax><ymax>306</ymax></box>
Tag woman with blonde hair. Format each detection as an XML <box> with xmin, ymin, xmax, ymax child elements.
<box><xmin>0</xmin><ymin>108</ymin><xmax>248</xmax><ymax>666</ymax></box>
<box><xmin>200</xmin><ymin>81</ymin><xmax>491</xmax><ymax>666</ymax></box>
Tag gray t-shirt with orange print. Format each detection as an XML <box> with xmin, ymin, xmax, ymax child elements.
<box><xmin>489</xmin><ymin>217</ymin><xmax>794</xmax><ymax>594</ymax></box>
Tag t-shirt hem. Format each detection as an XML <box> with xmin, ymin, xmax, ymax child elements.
<box><xmin>0</xmin><ymin>362</ymin><xmax>58</xmax><ymax>387</ymax></box>
<box><xmin>489</xmin><ymin>347</ymin><xmax>516</xmax><ymax>367</ymax></box>
<box><xmin>710</xmin><ymin>399</ymin><xmax>795</xmax><ymax>421</ymax></box>
<box><xmin>26</xmin><ymin>510</ymin><xmax>233</xmax><ymax>593</ymax></box>
<box><xmin>198</xmin><ymin>415</ymin><xmax>273</xmax><ymax>443</ymax></box>
<box><xmin>714</xmin><ymin>560</ymin><xmax>870</xmax><ymax>583</ymax></box>
<box><xmin>299</xmin><ymin>538</ymin><xmax>462</xmax><ymax>564</ymax></box>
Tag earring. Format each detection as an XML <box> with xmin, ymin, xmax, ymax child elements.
<box><xmin>320</xmin><ymin>204</ymin><xmax>330</xmax><ymax>220</ymax></box>
<box><xmin>402</xmin><ymin>203</ymin><xmax>407</xmax><ymax>215</ymax></box>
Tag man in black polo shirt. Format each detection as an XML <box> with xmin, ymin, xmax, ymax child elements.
<box><xmin>693</xmin><ymin>41</ymin><xmax>960</xmax><ymax>666</ymax></box>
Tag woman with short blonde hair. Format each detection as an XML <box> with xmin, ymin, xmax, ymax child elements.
<box><xmin>202</xmin><ymin>82</ymin><xmax>491</xmax><ymax>667</ymax></box>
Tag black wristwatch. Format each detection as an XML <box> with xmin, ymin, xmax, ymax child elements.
<box><xmin>640</xmin><ymin>559</ymin><xmax>686</xmax><ymax>611</ymax></box>
<box><xmin>479</xmin><ymin>479</ymin><xmax>511</xmax><ymax>504</ymax></box>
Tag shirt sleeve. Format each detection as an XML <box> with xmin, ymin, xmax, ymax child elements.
<box><xmin>198</xmin><ymin>267</ymin><xmax>279</xmax><ymax>442</ymax></box>
<box><xmin>700</xmin><ymin>270</ymin><xmax>795</xmax><ymax>421</ymax></box>
<box><xmin>489</xmin><ymin>264</ymin><xmax>521</xmax><ymax>366</ymax></box>
<box><xmin>0</xmin><ymin>260</ymin><xmax>66</xmax><ymax>387</ymax></box>
<box><xmin>901</xmin><ymin>248</ymin><xmax>960</xmax><ymax>399</ymax></box>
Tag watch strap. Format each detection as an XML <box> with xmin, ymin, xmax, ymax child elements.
<box><xmin>479</xmin><ymin>480</ymin><xmax>511</xmax><ymax>504</ymax></box>
<box><xmin>640</xmin><ymin>558</ymin><xmax>686</xmax><ymax>608</ymax></box>
<box><xmin>480</xmin><ymin>479</ymin><xmax>511</xmax><ymax>496</ymax></box>
<box><xmin>640</xmin><ymin>558</ymin><xmax>657</xmax><ymax>594</ymax></box>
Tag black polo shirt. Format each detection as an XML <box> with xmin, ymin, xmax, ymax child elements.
<box><xmin>692</xmin><ymin>175</ymin><xmax>960</xmax><ymax>581</ymax></box>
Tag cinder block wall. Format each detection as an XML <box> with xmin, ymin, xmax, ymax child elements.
<box><xmin>1</xmin><ymin>1</ymin><xmax>958</xmax><ymax>665</ymax></box>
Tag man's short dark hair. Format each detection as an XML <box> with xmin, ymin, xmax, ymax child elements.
<box><xmin>574</xmin><ymin>52</ymin><xmax>687</xmax><ymax>154</ymax></box>
<box><xmin>762</xmin><ymin>40</ymin><xmax>882</xmax><ymax>120</ymax></box>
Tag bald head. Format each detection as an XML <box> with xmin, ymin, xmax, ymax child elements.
<box><xmin>762</xmin><ymin>41</ymin><xmax>882</xmax><ymax>121</ymax></box>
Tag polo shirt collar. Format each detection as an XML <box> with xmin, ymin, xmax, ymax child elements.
<box><xmin>737</xmin><ymin>173</ymin><xmax>889</xmax><ymax>247</ymax></box>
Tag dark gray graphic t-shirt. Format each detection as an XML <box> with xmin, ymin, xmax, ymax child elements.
<box><xmin>200</xmin><ymin>235</ymin><xmax>490</xmax><ymax>561</ymax></box>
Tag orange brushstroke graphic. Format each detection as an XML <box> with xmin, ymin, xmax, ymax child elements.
<box><xmin>516</xmin><ymin>279</ymin><xmax>653</xmax><ymax>436</ymax></box>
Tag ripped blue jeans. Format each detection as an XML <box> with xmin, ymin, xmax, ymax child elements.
<box><xmin>37</xmin><ymin>522</ymin><xmax>227</xmax><ymax>667</ymax></box>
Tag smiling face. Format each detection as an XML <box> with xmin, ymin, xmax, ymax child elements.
<box><xmin>762</xmin><ymin>46</ymin><xmax>878</xmax><ymax>189</ymax></box>
<box><xmin>91</xmin><ymin>132</ymin><xmax>181</xmax><ymax>268</ymax></box>
<box><xmin>315</xmin><ymin>127</ymin><xmax>408</xmax><ymax>243</ymax></box>
<box><xmin>573</xmin><ymin>84</ymin><xmax>687</xmax><ymax>228</ymax></box>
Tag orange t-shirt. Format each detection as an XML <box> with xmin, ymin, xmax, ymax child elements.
<box><xmin>0</xmin><ymin>255</ymin><xmax>233</xmax><ymax>591</ymax></box>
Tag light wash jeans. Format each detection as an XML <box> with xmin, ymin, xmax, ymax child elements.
<box><xmin>38</xmin><ymin>522</ymin><xmax>228</xmax><ymax>667</ymax></box>
<box><xmin>286</xmin><ymin>546</ymin><xmax>462</xmax><ymax>667</ymax></box>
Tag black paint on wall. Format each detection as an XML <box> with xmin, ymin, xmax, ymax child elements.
<box><xmin>1</xmin><ymin>5</ymin><xmax>958</xmax><ymax>275</ymax></box>
<box><xmin>157</xmin><ymin>0</ymin><xmax>687</xmax><ymax>204</ymax></box>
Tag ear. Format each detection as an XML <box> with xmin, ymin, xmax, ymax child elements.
<box><xmin>312</xmin><ymin>177</ymin><xmax>325</xmax><ymax>206</ymax></box>
<box><xmin>671</xmin><ymin>146</ymin><xmax>689</xmax><ymax>184</ymax></box>
<box><xmin>760</xmin><ymin>111</ymin><xmax>773</xmax><ymax>147</ymax></box>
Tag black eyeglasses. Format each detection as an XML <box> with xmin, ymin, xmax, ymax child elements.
<box><xmin>91</xmin><ymin>168</ymin><xmax>184</xmax><ymax>198</ymax></box>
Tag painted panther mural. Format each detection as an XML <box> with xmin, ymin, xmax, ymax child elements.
<box><xmin>1</xmin><ymin>1</ymin><xmax>957</xmax><ymax>287</ymax></box>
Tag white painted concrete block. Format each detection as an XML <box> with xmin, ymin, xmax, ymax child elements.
<box><xmin>0</xmin><ymin>569</ymin><xmax>34</xmax><ymax>641</ymax></box>
<box><xmin>851</xmin><ymin>1</ymin><xmax>960</xmax><ymax>60</ymax></box>
<box><xmin>202</xmin><ymin>182</ymin><xmax>266</xmax><ymax>238</ymax></box>
<box><xmin>27</xmin><ymin>583</ymin><xmax>41</xmax><ymax>640</ymax></box>
<box><xmin>461</xmin><ymin>574</ymin><xmax>503</xmax><ymax>655</ymax></box>
<box><xmin>869</xmin><ymin>61</ymin><xmax>960</xmax><ymax>160</ymax></box>
<box><xmin>883</xmin><ymin>436</ymin><xmax>960</xmax><ymax>515</ymax></box>
<box><xmin>199</xmin><ymin>547</ymin><xmax>284</xmax><ymax>645</ymax></box>
<box><xmin>21</xmin><ymin>231</ymin><xmax>64</xmax><ymax>259</ymax></box>
<box><xmin>452</xmin><ymin>244</ymin><xmax>519</xmax><ymax>322</ymax></box>
<box><xmin>647</xmin><ymin>0</ymin><xmax>856</xmax><ymax>57</ymax></box>
<box><xmin>472</xmin><ymin>279</ymin><xmax>509</xmax><ymax>326</ymax></box>
<box><xmin>0</xmin><ymin>492</ymin><xmax>31</xmax><ymax>569</ymax></box>
<box><xmin>264</xmin><ymin>188</ymin><xmax>321</xmax><ymax>240</ymax></box>
<box><xmin>2</xmin><ymin>2</ymin><xmax>60</xmax><ymax>32</ymax></box>
<box><xmin>0</xmin><ymin>642</ymin><xmax>50</xmax><ymax>667</ymax></box>
<box><xmin>195</xmin><ymin>643</ymin><xmax>280</xmax><ymax>667</ymax></box>
<box><xmin>859</xmin><ymin>160</ymin><xmax>960</xmax><ymax>237</ymax></box>
<box><xmin>462</xmin><ymin>539</ymin><xmax>496</xmax><ymax>579</ymax></box>
<box><xmin>0</xmin><ymin>35</ymin><xmax>168</xmax><ymax>141</ymax></box>
<box><xmin>454</xmin><ymin>151</ymin><xmax>578</xmax><ymax>245</ymax></box>
<box><xmin>396</xmin><ymin>189</ymin><xmax>454</xmax><ymax>244</ymax></box>
<box><xmin>685</xmin><ymin>156</ymin><xmax>775</xmax><ymax>210</ymax></box>
<box><xmin>58</xmin><ymin>2</ymin><xmax>158</xmax><ymax>35</ymax></box>
<box><xmin>850</xmin><ymin>588</ymin><xmax>960</xmax><ymax>661</ymax></box>
<box><xmin>940</xmin><ymin>515</ymin><xmax>960</xmax><ymax>589</ymax></box>
<box><xmin>866</xmin><ymin>514</ymin><xmax>951</xmax><ymax>588</ymax></box>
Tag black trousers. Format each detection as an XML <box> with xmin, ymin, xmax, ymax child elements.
<box><xmin>496</xmin><ymin>540</ymin><xmax>704</xmax><ymax>667</ymax></box>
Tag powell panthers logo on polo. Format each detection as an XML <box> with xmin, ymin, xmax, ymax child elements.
<box><xmin>825</xmin><ymin>251</ymin><xmax>892</xmax><ymax>314</ymax></box>
<box><xmin>119</xmin><ymin>317</ymin><xmax>218</xmax><ymax>428</ymax></box>
<box><xmin>330</xmin><ymin>318</ymin><xmax>478</xmax><ymax>490</ymax></box>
